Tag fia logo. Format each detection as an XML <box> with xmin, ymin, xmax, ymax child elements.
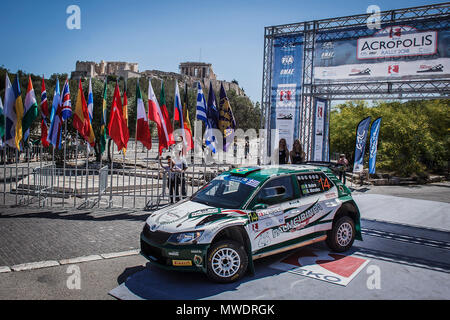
<box><xmin>281</xmin><ymin>56</ymin><xmax>294</xmax><ymax>65</ymax></box>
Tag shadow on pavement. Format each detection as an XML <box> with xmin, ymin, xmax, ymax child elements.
<box><xmin>112</xmin><ymin>253</ymin><xmax>288</xmax><ymax>300</ymax></box>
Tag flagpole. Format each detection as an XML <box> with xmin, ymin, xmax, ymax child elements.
<box><xmin>109</xmin><ymin>140</ymin><xmax>114</xmax><ymax>208</ymax></box>
<box><xmin>62</xmin><ymin>121</ymin><xmax>67</xmax><ymax>207</ymax></box>
<box><xmin>98</xmin><ymin>147</ymin><xmax>102</xmax><ymax>208</ymax></box>
<box><xmin>85</xmin><ymin>142</ymin><xmax>89</xmax><ymax>206</ymax></box>
<box><xmin>74</xmin><ymin>133</ymin><xmax>79</xmax><ymax>207</ymax></box>
<box><xmin>15</xmin><ymin>148</ymin><xmax>18</xmax><ymax>205</ymax></box>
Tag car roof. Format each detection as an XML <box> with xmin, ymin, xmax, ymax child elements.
<box><xmin>227</xmin><ymin>165</ymin><xmax>328</xmax><ymax>182</ymax></box>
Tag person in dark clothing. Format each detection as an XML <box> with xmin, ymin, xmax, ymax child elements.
<box><xmin>290</xmin><ymin>139</ymin><xmax>306</xmax><ymax>164</ymax></box>
<box><xmin>337</xmin><ymin>154</ymin><xmax>349</xmax><ymax>185</ymax></box>
<box><xmin>276</xmin><ymin>138</ymin><xmax>289</xmax><ymax>164</ymax></box>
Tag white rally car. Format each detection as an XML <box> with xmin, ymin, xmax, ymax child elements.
<box><xmin>140</xmin><ymin>165</ymin><xmax>362</xmax><ymax>282</ymax></box>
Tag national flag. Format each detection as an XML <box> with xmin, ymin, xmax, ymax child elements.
<box><xmin>205</xmin><ymin>82</ymin><xmax>219</xmax><ymax>153</ymax></box>
<box><xmin>183</xmin><ymin>82</ymin><xmax>194</xmax><ymax>152</ymax></box>
<box><xmin>148</xmin><ymin>80</ymin><xmax>174</xmax><ymax>155</ymax></box>
<box><xmin>218</xmin><ymin>82</ymin><xmax>236</xmax><ymax>152</ymax></box>
<box><xmin>12</xmin><ymin>75</ymin><xmax>24</xmax><ymax>150</ymax></box>
<box><xmin>100</xmin><ymin>80</ymin><xmax>108</xmax><ymax>154</ymax></box>
<box><xmin>22</xmin><ymin>76</ymin><xmax>39</xmax><ymax>137</ymax></box>
<box><xmin>135</xmin><ymin>82</ymin><xmax>151</xmax><ymax>150</ymax></box>
<box><xmin>174</xmin><ymin>80</ymin><xmax>187</xmax><ymax>150</ymax></box>
<box><xmin>74</xmin><ymin>79</ymin><xmax>95</xmax><ymax>147</ymax></box>
<box><xmin>108</xmin><ymin>82</ymin><xmax>127</xmax><ymax>151</ymax></box>
<box><xmin>47</xmin><ymin>79</ymin><xmax>63</xmax><ymax>149</ymax></box>
<box><xmin>196</xmin><ymin>82</ymin><xmax>207</xmax><ymax>123</ymax></box>
<box><xmin>87</xmin><ymin>78</ymin><xmax>94</xmax><ymax>123</ymax></box>
<box><xmin>122</xmin><ymin>81</ymin><xmax>130</xmax><ymax>154</ymax></box>
<box><xmin>40</xmin><ymin>76</ymin><xmax>49</xmax><ymax>118</ymax></box>
<box><xmin>60</xmin><ymin>79</ymin><xmax>72</xmax><ymax>120</ymax></box>
<box><xmin>40</xmin><ymin>76</ymin><xmax>49</xmax><ymax>148</ymax></box>
<box><xmin>3</xmin><ymin>74</ymin><xmax>17</xmax><ymax>149</ymax></box>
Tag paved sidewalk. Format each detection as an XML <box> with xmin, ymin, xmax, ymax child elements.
<box><xmin>0</xmin><ymin>206</ymin><xmax>148</xmax><ymax>267</ymax></box>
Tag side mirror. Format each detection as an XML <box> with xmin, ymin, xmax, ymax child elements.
<box><xmin>252</xmin><ymin>203</ymin><xmax>268</xmax><ymax>210</ymax></box>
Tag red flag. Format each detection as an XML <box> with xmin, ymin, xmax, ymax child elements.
<box><xmin>122</xmin><ymin>83</ymin><xmax>130</xmax><ymax>153</ymax></box>
<box><xmin>108</xmin><ymin>82</ymin><xmax>127</xmax><ymax>150</ymax></box>
<box><xmin>40</xmin><ymin>119</ymin><xmax>49</xmax><ymax>148</ymax></box>
<box><xmin>135</xmin><ymin>83</ymin><xmax>152</xmax><ymax>150</ymax></box>
<box><xmin>148</xmin><ymin>80</ymin><xmax>174</xmax><ymax>155</ymax></box>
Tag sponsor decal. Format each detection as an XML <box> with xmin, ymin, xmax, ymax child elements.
<box><xmin>272</xmin><ymin>203</ymin><xmax>322</xmax><ymax>238</ymax></box>
<box><xmin>190</xmin><ymin>208</ymin><xmax>220</xmax><ymax>218</ymax></box>
<box><xmin>257</xmin><ymin>206</ymin><xmax>284</xmax><ymax>220</ymax></box>
<box><xmin>270</xmin><ymin>248</ymin><xmax>370</xmax><ymax>286</ymax></box>
<box><xmin>191</xmin><ymin>250</ymin><xmax>202</xmax><ymax>254</ymax></box>
<box><xmin>193</xmin><ymin>255</ymin><xmax>203</xmax><ymax>266</ymax></box>
<box><xmin>417</xmin><ymin>63</ymin><xmax>444</xmax><ymax>73</ymax></box>
<box><xmin>357</xmin><ymin>26</ymin><xmax>437</xmax><ymax>59</ymax></box>
<box><xmin>325</xmin><ymin>192</ymin><xmax>337</xmax><ymax>199</ymax></box>
<box><xmin>168</xmin><ymin>251</ymin><xmax>180</xmax><ymax>257</ymax></box>
<box><xmin>172</xmin><ymin>260</ymin><xmax>193</xmax><ymax>267</ymax></box>
<box><xmin>257</xmin><ymin>231</ymin><xmax>272</xmax><ymax>248</ymax></box>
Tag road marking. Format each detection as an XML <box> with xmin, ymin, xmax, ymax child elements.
<box><xmin>2</xmin><ymin>249</ymin><xmax>141</xmax><ymax>273</ymax></box>
<box><xmin>11</xmin><ymin>260</ymin><xmax>60</xmax><ymax>272</ymax></box>
<box><xmin>101</xmin><ymin>249</ymin><xmax>140</xmax><ymax>259</ymax></box>
<box><xmin>0</xmin><ymin>266</ymin><xmax>12</xmax><ymax>273</ymax></box>
<box><xmin>59</xmin><ymin>255</ymin><xmax>103</xmax><ymax>265</ymax></box>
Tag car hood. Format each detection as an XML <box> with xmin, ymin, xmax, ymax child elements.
<box><xmin>145</xmin><ymin>199</ymin><xmax>249</xmax><ymax>233</ymax></box>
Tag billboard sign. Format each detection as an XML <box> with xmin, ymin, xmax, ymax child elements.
<box><xmin>314</xmin><ymin>23</ymin><xmax>450</xmax><ymax>83</ymax></box>
<box><xmin>313</xmin><ymin>98</ymin><xmax>329</xmax><ymax>161</ymax></box>
<box><xmin>270</xmin><ymin>35</ymin><xmax>303</xmax><ymax>151</ymax></box>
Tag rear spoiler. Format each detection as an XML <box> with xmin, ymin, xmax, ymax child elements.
<box><xmin>301</xmin><ymin>161</ymin><xmax>345</xmax><ymax>175</ymax></box>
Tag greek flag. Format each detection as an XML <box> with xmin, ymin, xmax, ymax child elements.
<box><xmin>196</xmin><ymin>82</ymin><xmax>207</xmax><ymax>123</ymax></box>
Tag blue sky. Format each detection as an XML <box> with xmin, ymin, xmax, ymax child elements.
<box><xmin>0</xmin><ymin>0</ymin><xmax>444</xmax><ymax>102</ymax></box>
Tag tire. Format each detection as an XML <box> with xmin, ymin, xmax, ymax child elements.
<box><xmin>206</xmin><ymin>240</ymin><xmax>248</xmax><ymax>283</ymax></box>
<box><xmin>326</xmin><ymin>216</ymin><xmax>356</xmax><ymax>252</ymax></box>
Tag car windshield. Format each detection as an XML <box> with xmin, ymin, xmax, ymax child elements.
<box><xmin>191</xmin><ymin>174</ymin><xmax>260</xmax><ymax>209</ymax></box>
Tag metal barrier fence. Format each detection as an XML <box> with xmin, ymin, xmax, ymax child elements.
<box><xmin>0</xmin><ymin>140</ymin><xmax>234</xmax><ymax>211</ymax></box>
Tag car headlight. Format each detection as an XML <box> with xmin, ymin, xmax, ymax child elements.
<box><xmin>168</xmin><ymin>231</ymin><xmax>204</xmax><ymax>244</ymax></box>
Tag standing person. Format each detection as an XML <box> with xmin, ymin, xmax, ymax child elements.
<box><xmin>159</xmin><ymin>155</ymin><xmax>177</xmax><ymax>204</ymax></box>
<box><xmin>290</xmin><ymin>139</ymin><xmax>306</xmax><ymax>164</ymax></box>
<box><xmin>244</xmin><ymin>136</ymin><xmax>250</xmax><ymax>160</ymax></box>
<box><xmin>173</xmin><ymin>150</ymin><xmax>188</xmax><ymax>200</ymax></box>
<box><xmin>275</xmin><ymin>138</ymin><xmax>289</xmax><ymax>164</ymax></box>
<box><xmin>337</xmin><ymin>153</ymin><xmax>349</xmax><ymax>185</ymax></box>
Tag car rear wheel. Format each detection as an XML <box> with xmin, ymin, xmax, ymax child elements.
<box><xmin>326</xmin><ymin>216</ymin><xmax>356</xmax><ymax>252</ymax></box>
<box><xmin>206</xmin><ymin>240</ymin><xmax>248</xmax><ymax>283</ymax></box>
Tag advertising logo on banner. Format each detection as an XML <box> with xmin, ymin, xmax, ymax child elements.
<box><xmin>313</xmin><ymin>22</ymin><xmax>450</xmax><ymax>83</ymax></box>
<box><xmin>353</xmin><ymin>116</ymin><xmax>371</xmax><ymax>173</ymax></box>
<box><xmin>270</xmin><ymin>36</ymin><xmax>303</xmax><ymax>153</ymax></box>
<box><xmin>369</xmin><ymin>117</ymin><xmax>382</xmax><ymax>174</ymax></box>
<box><xmin>313</xmin><ymin>98</ymin><xmax>329</xmax><ymax>161</ymax></box>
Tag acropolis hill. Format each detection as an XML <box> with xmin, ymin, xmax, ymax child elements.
<box><xmin>71</xmin><ymin>60</ymin><xmax>245</xmax><ymax>96</ymax></box>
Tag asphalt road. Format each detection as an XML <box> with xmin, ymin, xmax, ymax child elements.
<box><xmin>0</xmin><ymin>182</ymin><xmax>449</xmax><ymax>300</ymax></box>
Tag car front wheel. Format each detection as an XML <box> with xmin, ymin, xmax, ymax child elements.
<box><xmin>326</xmin><ymin>216</ymin><xmax>356</xmax><ymax>252</ymax></box>
<box><xmin>206</xmin><ymin>240</ymin><xmax>248</xmax><ymax>283</ymax></box>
